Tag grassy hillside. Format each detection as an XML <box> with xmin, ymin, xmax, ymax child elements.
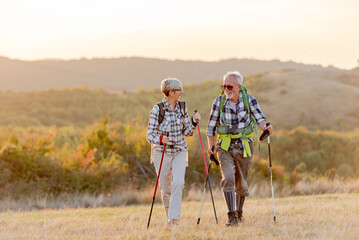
<box><xmin>0</xmin><ymin>194</ymin><xmax>358</xmax><ymax>239</ymax></box>
<box><xmin>259</xmin><ymin>69</ymin><xmax>359</xmax><ymax>130</ymax></box>
<box><xmin>1</xmin><ymin>70</ymin><xmax>359</xmax><ymax>130</ymax></box>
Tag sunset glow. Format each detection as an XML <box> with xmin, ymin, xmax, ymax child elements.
<box><xmin>0</xmin><ymin>0</ymin><xmax>358</xmax><ymax>69</ymax></box>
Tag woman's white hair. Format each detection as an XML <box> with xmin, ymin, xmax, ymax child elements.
<box><xmin>161</xmin><ymin>78</ymin><xmax>182</xmax><ymax>96</ymax></box>
<box><xmin>223</xmin><ymin>71</ymin><xmax>243</xmax><ymax>85</ymax></box>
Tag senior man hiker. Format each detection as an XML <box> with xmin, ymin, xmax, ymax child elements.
<box><xmin>147</xmin><ymin>78</ymin><xmax>201</xmax><ymax>226</ymax></box>
<box><xmin>207</xmin><ymin>71</ymin><xmax>273</xmax><ymax>226</ymax></box>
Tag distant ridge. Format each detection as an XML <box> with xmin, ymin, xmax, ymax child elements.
<box><xmin>1</xmin><ymin>58</ymin><xmax>359</xmax><ymax>129</ymax></box>
<box><xmin>0</xmin><ymin>56</ymin><xmax>330</xmax><ymax>92</ymax></box>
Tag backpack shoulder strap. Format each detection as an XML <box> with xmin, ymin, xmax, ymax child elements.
<box><xmin>240</xmin><ymin>85</ymin><xmax>257</xmax><ymax>125</ymax></box>
<box><xmin>240</xmin><ymin>85</ymin><xmax>251</xmax><ymax>115</ymax></box>
<box><xmin>156</xmin><ymin>102</ymin><xmax>165</xmax><ymax>124</ymax></box>
<box><xmin>219</xmin><ymin>92</ymin><xmax>226</xmax><ymax>113</ymax></box>
<box><xmin>218</xmin><ymin>90</ymin><xmax>227</xmax><ymax>127</ymax></box>
<box><xmin>157</xmin><ymin>101</ymin><xmax>186</xmax><ymax>124</ymax></box>
<box><xmin>179</xmin><ymin>101</ymin><xmax>186</xmax><ymax>117</ymax></box>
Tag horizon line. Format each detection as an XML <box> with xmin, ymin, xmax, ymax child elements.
<box><xmin>1</xmin><ymin>55</ymin><xmax>336</xmax><ymax>68</ymax></box>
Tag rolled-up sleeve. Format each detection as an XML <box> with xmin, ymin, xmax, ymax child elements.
<box><xmin>146</xmin><ymin>105</ymin><xmax>161</xmax><ymax>144</ymax></box>
<box><xmin>182</xmin><ymin>106</ymin><xmax>196</xmax><ymax>137</ymax></box>
<box><xmin>249</xmin><ymin>94</ymin><xmax>266</xmax><ymax>124</ymax></box>
<box><xmin>207</xmin><ymin>96</ymin><xmax>221</xmax><ymax>136</ymax></box>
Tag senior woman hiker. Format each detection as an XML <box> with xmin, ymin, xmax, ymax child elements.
<box><xmin>147</xmin><ymin>78</ymin><xmax>201</xmax><ymax>226</ymax></box>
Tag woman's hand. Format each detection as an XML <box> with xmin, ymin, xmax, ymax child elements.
<box><xmin>162</xmin><ymin>136</ymin><xmax>169</xmax><ymax>144</ymax></box>
<box><xmin>192</xmin><ymin>112</ymin><xmax>201</xmax><ymax>123</ymax></box>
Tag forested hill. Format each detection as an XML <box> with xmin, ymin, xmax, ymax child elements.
<box><xmin>1</xmin><ymin>70</ymin><xmax>359</xmax><ymax>130</ymax></box>
<box><xmin>0</xmin><ymin>56</ymin><xmax>339</xmax><ymax>91</ymax></box>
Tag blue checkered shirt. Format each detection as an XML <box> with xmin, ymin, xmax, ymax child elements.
<box><xmin>207</xmin><ymin>92</ymin><xmax>266</xmax><ymax>148</ymax></box>
<box><xmin>147</xmin><ymin>98</ymin><xmax>196</xmax><ymax>155</ymax></box>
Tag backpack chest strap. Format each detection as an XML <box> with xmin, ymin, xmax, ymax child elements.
<box><xmin>217</xmin><ymin>124</ymin><xmax>254</xmax><ymax>157</ymax></box>
<box><xmin>218</xmin><ymin>132</ymin><xmax>253</xmax><ymax>157</ymax></box>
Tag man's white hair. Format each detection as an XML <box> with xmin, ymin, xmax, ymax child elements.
<box><xmin>161</xmin><ymin>78</ymin><xmax>182</xmax><ymax>96</ymax></box>
<box><xmin>223</xmin><ymin>71</ymin><xmax>243</xmax><ymax>85</ymax></box>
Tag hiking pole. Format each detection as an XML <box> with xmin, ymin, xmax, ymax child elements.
<box><xmin>194</xmin><ymin>110</ymin><xmax>218</xmax><ymax>224</ymax></box>
<box><xmin>268</xmin><ymin>134</ymin><xmax>276</xmax><ymax>223</ymax></box>
<box><xmin>197</xmin><ymin>146</ymin><xmax>219</xmax><ymax>224</ymax></box>
<box><xmin>147</xmin><ymin>133</ymin><xmax>168</xmax><ymax>229</ymax></box>
<box><xmin>260</xmin><ymin>122</ymin><xmax>276</xmax><ymax>223</ymax></box>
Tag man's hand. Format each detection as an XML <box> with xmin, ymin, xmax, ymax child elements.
<box><xmin>207</xmin><ymin>135</ymin><xmax>216</xmax><ymax>156</ymax></box>
<box><xmin>259</xmin><ymin>121</ymin><xmax>274</xmax><ymax>135</ymax></box>
<box><xmin>207</xmin><ymin>146</ymin><xmax>215</xmax><ymax>156</ymax></box>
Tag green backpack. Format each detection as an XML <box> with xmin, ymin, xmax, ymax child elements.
<box><xmin>218</xmin><ymin>85</ymin><xmax>257</xmax><ymax>129</ymax></box>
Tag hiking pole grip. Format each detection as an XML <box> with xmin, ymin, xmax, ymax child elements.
<box><xmin>259</xmin><ymin>122</ymin><xmax>271</xmax><ymax>141</ymax></box>
<box><xmin>193</xmin><ymin>110</ymin><xmax>200</xmax><ymax>127</ymax></box>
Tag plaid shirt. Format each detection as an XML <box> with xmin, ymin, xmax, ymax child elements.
<box><xmin>207</xmin><ymin>92</ymin><xmax>266</xmax><ymax>138</ymax></box>
<box><xmin>147</xmin><ymin>98</ymin><xmax>196</xmax><ymax>155</ymax></box>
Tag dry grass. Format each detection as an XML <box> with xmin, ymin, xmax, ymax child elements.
<box><xmin>0</xmin><ymin>193</ymin><xmax>358</xmax><ymax>239</ymax></box>
<box><xmin>0</xmin><ymin>188</ymin><xmax>156</xmax><ymax>211</ymax></box>
<box><xmin>1</xmin><ymin>178</ymin><xmax>359</xmax><ymax>212</ymax></box>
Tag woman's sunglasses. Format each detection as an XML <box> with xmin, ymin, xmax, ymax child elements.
<box><xmin>173</xmin><ymin>88</ymin><xmax>183</xmax><ymax>93</ymax></box>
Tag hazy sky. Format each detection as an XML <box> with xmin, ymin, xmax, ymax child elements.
<box><xmin>1</xmin><ymin>0</ymin><xmax>358</xmax><ymax>69</ymax></box>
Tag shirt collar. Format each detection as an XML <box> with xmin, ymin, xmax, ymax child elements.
<box><xmin>162</xmin><ymin>97</ymin><xmax>179</xmax><ymax>112</ymax></box>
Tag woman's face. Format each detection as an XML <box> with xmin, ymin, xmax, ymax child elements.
<box><xmin>170</xmin><ymin>86</ymin><xmax>183</xmax><ymax>102</ymax></box>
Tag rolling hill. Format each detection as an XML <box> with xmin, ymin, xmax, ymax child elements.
<box><xmin>1</xmin><ymin>56</ymin><xmax>359</xmax><ymax>129</ymax></box>
<box><xmin>0</xmin><ymin>56</ymin><xmax>337</xmax><ymax>91</ymax></box>
<box><xmin>253</xmin><ymin>69</ymin><xmax>359</xmax><ymax>129</ymax></box>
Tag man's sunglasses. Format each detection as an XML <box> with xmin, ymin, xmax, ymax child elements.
<box><xmin>221</xmin><ymin>84</ymin><xmax>238</xmax><ymax>90</ymax></box>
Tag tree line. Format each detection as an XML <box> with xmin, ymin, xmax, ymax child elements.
<box><xmin>1</xmin><ymin>119</ymin><xmax>358</xmax><ymax>199</ymax></box>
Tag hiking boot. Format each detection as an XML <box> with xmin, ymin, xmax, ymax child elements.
<box><xmin>167</xmin><ymin>219</ymin><xmax>179</xmax><ymax>229</ymax></box>
<box><xmin>236</xmin><ymin>210</ymin><xmax>244</xmax><ymax>222</ymax></box>
<box><xmin>224</xmin><ymin>211</ymin><xmax>238</xmax><ymax>227</ymax></box>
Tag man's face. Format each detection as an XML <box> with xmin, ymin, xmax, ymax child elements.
<box><xmin>223</xmin><ymin>76</ymin><xmax>240</xmax><ymax>101</ymax></box>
